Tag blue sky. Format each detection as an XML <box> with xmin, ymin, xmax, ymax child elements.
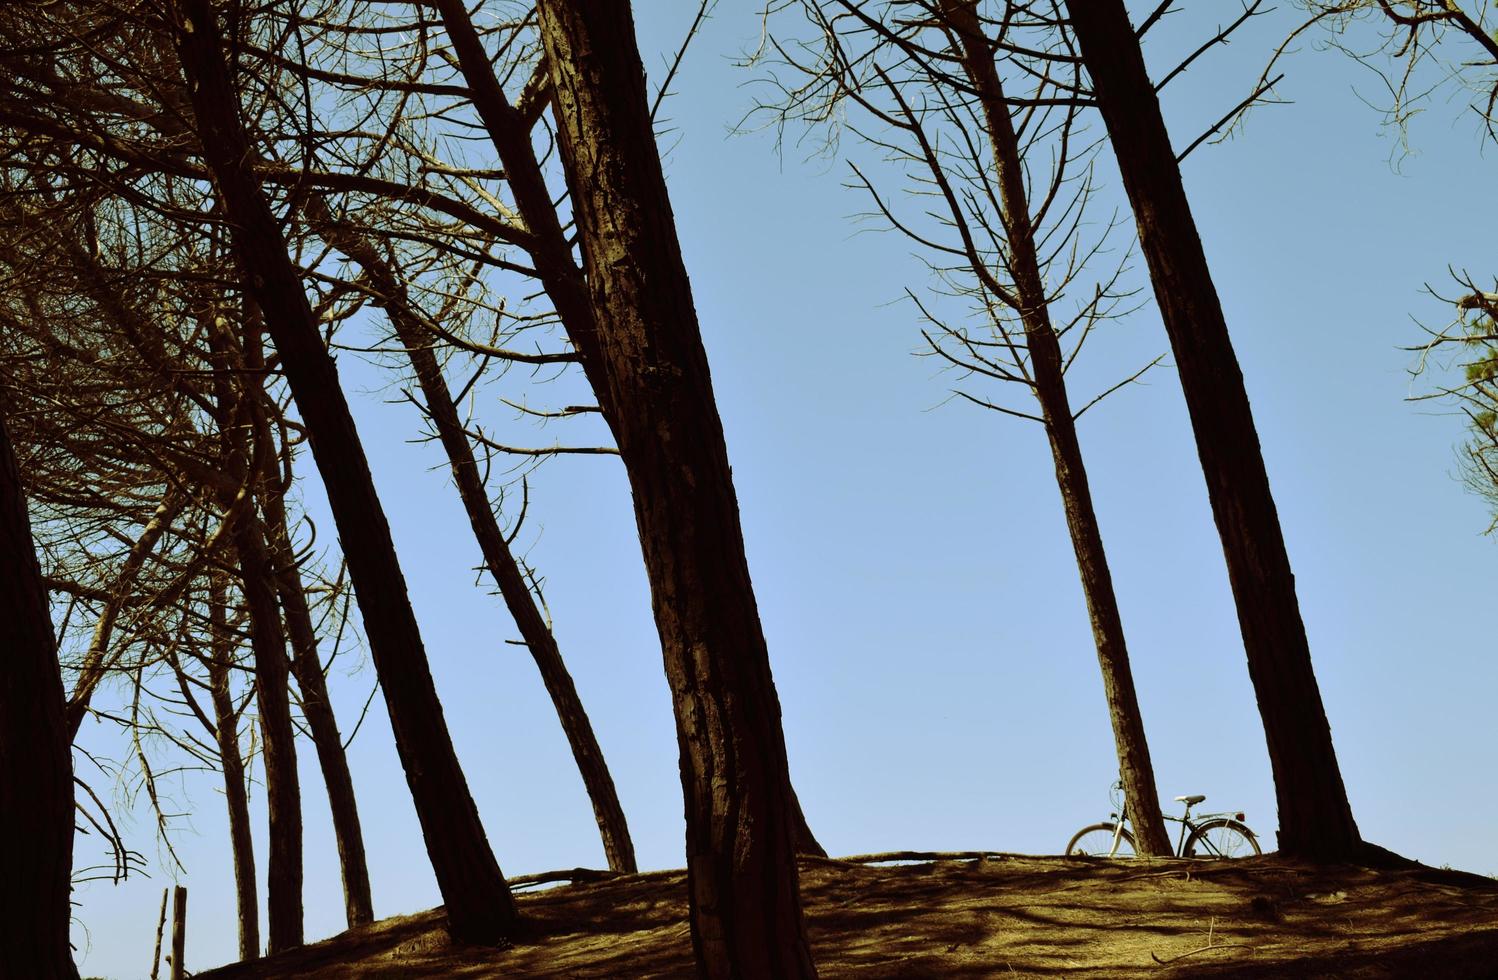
<box><xmin>70</xmin><ymin>3</ymin><xmax>1497</xmax><ymax>976</ymax></box>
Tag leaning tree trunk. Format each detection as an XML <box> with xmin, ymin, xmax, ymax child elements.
<box><xmin>940</xmin><ymin>0</ymin><xmax>1172</xmax><ymax>857</ymax></box>
<box><xmin>241</xmin><ymin>318</ymin><xmax>376</xmax><ymax>925</ymax></box>
<box><xmin>533</xmin><ymin>2</ymin><xmax>818</xmax><ymax>975</ymax></box>
<box><xmin>207</xmin><ymin>571</ymin><xmax>261</xmax><ymax>961</ymax></box>
<box><xmin>1063</xmin><ymin>0</ymin><xmax>1362</xmax><ymax>861</ymax></box>
<box><xmin>0</xmin><ymin>410</ymin><xmax>80</xmax><ymax>980</ymax></box>
<box><xmin>260</xmin><ymin>486</ymin><xmax>376</xmax><ymax>926</ymax></box>
<box><xmin>232</xmin><ymin>519</ymin><xmax>304</xmax><ymax>953</ymax></box>
<box><xmin>208</xmin><ymin>357</ymin><xmax>304</xmax><ymax>953</ymax></box>
<box><xmin>790</xmin><ymin>794</ymin><xmax>826</xmax><ymax>858</ymax></box>
<box><xmin>303</xmin><ymin>196</ymin><xmax>636</xmax><ymax>874</ymax></box>
<box><xmin>434</xmin><ymin>0</ymin><xmax>826</xmax><ymax>864</ymax></box>
<box><xmin>172</xmin><ymin>0</ymin><xmax>517</xmax><ymax>941</ymax></box>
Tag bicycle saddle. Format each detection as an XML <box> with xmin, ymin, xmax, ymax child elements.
<box><xmin>1174</xmin><ymin>794</ymin><xmax>1206</xmax><ymax>806</ymax></box>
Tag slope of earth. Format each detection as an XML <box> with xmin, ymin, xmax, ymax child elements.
<box><xmin>194</xmin><ymin>853</ymin><xmax>1498</xmax><ymax>978</ymax></box>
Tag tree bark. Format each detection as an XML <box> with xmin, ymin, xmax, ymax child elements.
<box><xmin>791</xmin><ymin>793</ymin><xmax>827</xmax><ymax>859</ymax></box>
<box><xmin>227</xmin><ymin>474</ymin><xmax>303</xmax><ymax>954</ymax></box>
<box><xmin>172</xmin><ymin>0</ymin><xmax>517</xmax><ymax>941</ymax></box>
<box><xmin>204</xmin><ymin>312</ymin><xmax>303</xmax><ymax>953</ymax></box>
<box><xmin>236</xmin><ymin>526</ymin><xmax>303</xmax><ymax>952</ymax></box>
<box><xmin>1063</xmin><ymin>0</ymin><xmax>1362</xmax><ymax>860</ymax></box>
<box><xmin>940</xmin><ymin>0</ymin><xmax>1172</xmax><ymax>857</ymax></box>
<box><xmin>303</xmin><ymin>195</ymin><xmax>636</xmax><ymax>874</ymax></box>
<box><xmin>150</xmin><ymin>887</ymin><xmax>168</xmax><ymax>980</ymax></box>
<box><xmin>532</xmin><ymin>3</ymin><xmax>819</xmax><ymax>975</ymax></box>
<box><xmin>261</xmin><ymin>490</ymin><xmax>375</xmax><ymax>926</ymax></box>
<box><xmin>242</xmin><ymin>319</ymin><xmax>375</xmax><ymax>925</ymax></box>
<box><xmin>435</xmin><ymin>0</ymin><xmax>826</xmax><ymax>862</ymax></box>
<box><xmin>169</xmin><ymin>886</ymin><xmax>186</xmax><ymax>980</ymax></box>
<box><xmin>208</xmin><ymin>572</ymin><xmax>260</xmax><ymax>961</ymax></box>
<box><xmin>437</xmin><ymin>0</ymin><xmax>829</xmax><ymax>869</ymax></box>
<box><xmin>0</xmin><ymin>409</ymin><xmax>80</xmax><ymax>980</ymax></box>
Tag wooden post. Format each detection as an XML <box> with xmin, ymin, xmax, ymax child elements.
<box><xmin>169</xmin><ymin>885</ymin><xmax>186</xmax><ymax>980</ymax></box>
<box><xmin>149</xmin><ymin>888</ymin><xmax>168</xmax><ymax>980</ymax></box>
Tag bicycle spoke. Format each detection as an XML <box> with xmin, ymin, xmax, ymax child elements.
<box><xmin>1185</xmin><ymin>819</ymin><xmax>1260</xmax><ymax>859</ymax></box>
<box><xmin>1066</xmin><ymin>824</ymin><xmax>1136</xmax><ymax>858</ymax></box>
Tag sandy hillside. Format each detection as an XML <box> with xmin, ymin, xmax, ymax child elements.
<box><xmin>193</xmin><ymin>852</ymin><xmax>1498</xmax><ymax>978</ymax></box>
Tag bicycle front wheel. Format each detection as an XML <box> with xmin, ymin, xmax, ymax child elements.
<box><xmin>1183</xmin><ymin>819</ymin><xmax>1261</xmax><ymax>859</ymax></box>
<box><xmin>1065</xmin><ymin>822</ymin><xmax>1136</xmax><ymax>858</ymax></box>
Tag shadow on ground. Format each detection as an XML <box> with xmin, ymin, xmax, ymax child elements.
<box><xmin>194</xmin><ymin>854</ymin><xmax>1498</xmax><ymax>978</ymax></box>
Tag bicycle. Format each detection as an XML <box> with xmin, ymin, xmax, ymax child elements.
<box><xmin>1065</xmin><ymin>781</ymin><xmax>1261</xmax><ymax>859</ymax></box>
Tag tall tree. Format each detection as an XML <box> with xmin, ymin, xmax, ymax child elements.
<box><xmin>207</xmin><ymin>570</ymin><xmax>261</xmax><ymax>960</ymax></box>
<box><xmin>769</xmin><ymin>0</ymin><xmax>1175</xmax><ymax>855</ymax></box>
<box><xmin>230</xmin><ymin>513</ymin><xmax>304</xmax><ymax>952</ymax></box>
<box><xmin>304</xmin><ymin>198</ymin><xmax>637</xmax><ymax>874</ymax></box>
<box><xmin>236</xmin><ymin>302</ymin><xmax>377</xmax><ymax>923</ymax></box>
<box><xmin>530</xmin><ymin>2</ymin><xmax>818</xmax><ymax>974</ymax></box>
<box><xmin>432</xmin><ymin>0</ymin><xmax>826</xmax><ymax>863</ymax></box>
<box><xmin>48</xmin><ymin>0</ymin><xmax>637</xmax><ymax>882</ymax></box>
<box><xmin>1064</xmin><ymin>0</ymin><xmax>1362</xmax><ymax>860</ymax></box>
<box><xmin>170</xmin><ymin>0</ymin><xmax>517</xmax><ymax>942</ymax></box>
<box><xmin>0</xmin><ymin>408</ymin><xmax>80</xmax><ymax>980</ymax></box>
<box><xmin>940</xmin><ymin>0</ymin><xmax>1170</xmax><ymax>855</ymax></box>
<box><xmin>206</xmin><ymin>317</ymin><xmax>304</xmax><ymax>952</ymax></box>
<box><xmin>260</xmin><ymin>476</ymin><xmax>377</xmax><ymax>924</ymax></box>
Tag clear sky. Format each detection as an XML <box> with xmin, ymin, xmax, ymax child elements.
<box><xmin>70</xmin><ymin>3</ymin><xmax>1497</xmax><ymax>976</ymax></box>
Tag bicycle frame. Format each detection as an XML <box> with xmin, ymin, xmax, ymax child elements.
<box><xmin>1164</xmin><ymin>806</ymin><xmax>1200</xmax><ymax>857</ymax></box>
<box><xmin>1109</xmin><ymin>797</ymin><xmax>1245</xmax><ymax>858</ymax></box>
<box><xmin>1106</xmin><ymin>814</ymin><xmax>1127</xmax><ymax>857</ymax></box>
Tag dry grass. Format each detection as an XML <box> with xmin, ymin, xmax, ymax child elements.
<box><xmin>194</xmin><ymin>853</ymin><xmax>1498</xmax><ymax>978</ymax></box>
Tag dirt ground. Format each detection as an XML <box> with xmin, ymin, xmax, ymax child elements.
<box><xmin>194</xmin><ymin>852</ymin><xmax>1498</xmax><ymax>978</ymax></box>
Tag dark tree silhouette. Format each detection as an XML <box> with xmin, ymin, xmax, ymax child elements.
<box><xmin>171</xmin><ymin>0</ymin><xmax>518</xmax><ymax>942</ymax></box>
<box><xmin>0</xmin><ymin>409</ymin><xmax>80</xmax><ymax>980</ymax></box>
<box><xmin>432</xmin><ymin>0</ymin><xmax>826</xmax><ymax>864</ymax></box>
<box><xmin>205</xmin><ymin>320</ymin><xmax>303</xmax><ymax>953</ymax></box>
<box><xmin>766</xmin><ymin>0</ymin><xmax>1175</xmax><ymax>856</ymax></box>
<box><xmin>304</xmin><ymin>196</ymin><xmax>636</xmax><ymax>874</ymax></box>
<box><xmin>1064</xmin><ymin>0</ymin><xmax>1362</xmax><ymax>861</ymax></box>
<box><xmin>937</xmin><ymin>0</ymin><xmax>1171</xmax><ymax>855</ymax></box>
<box><xmin>207</xmin><ymin>571</ymin><xmax>260</xmax><ymax>960</ymax></box>
<box><xmin>529</xmin><ymin>1</ymin><xmax>818</xmax><ymax>974</ymax></box>
<box><xmin>237</xmin><ymin>304</ymin><xmax>376</xmax><ymax>925</ymax></box>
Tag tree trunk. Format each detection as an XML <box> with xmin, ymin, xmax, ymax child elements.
<box><xmin>150</xmin><ymin>888</ymin><xmax>168</xmax><ymax>980</ymax></box>
<box><xmin>435</xmin><ymin>0</ymin><xmax>826</xmax><ymax>863</ymax></box>
<box><xmin>244</xmin><ymin>320</ymin><xmax>375</xmax><ymax>925</ymax></box>
<box><xmin>1063</xmin><ymin>0</ymin><xmax>1362</xmax><ymax>860</ymax></box>
<box><xmin>229</xmin><ymin>488</ymin><xmax>304</xmax><ymax>953</ymax></box>
<box><xmin>791</xmin><ymin>793</ymin><xmax>827</xmax><ymax>858</ymax></box>
<box><xmin>208</xmin><ymin>572</ymin><xmax>260</xmax><ymax>960</ymax></box>
<box><xmin>940</xmin><ymin>0</ymin><xmax>1172</xmax><ymax>857</ymax></box>
<box><xmin>303</xmin><ymin>195</ymin><xmax>636</xmax><ymax>875</ymax></box>
<box><xmin>261</xmin><ymin>491</ymin><xmax>376</xmax><ymax>925</ymax></box>
<box><xmin>169</xmin><ymin>886</ymin><xmax>186</xmax><ymax>980</ymax></box>
<box><xmin>533</xmin><ymin>3</ymin><xmax>818</xmax><ymax>975</ymax></box>
<box><xmin>205</xmin><ymin>313</ymin><xmax>303</xmax><ymax>953</ymax></box>
<box><xmin>0</xmin><ymin>410</ymin><xmax>80</xmax><ymax>980</ymax></box>
<box><xmin>172</xmin><ymin>0</ymin><xmax>517</xmax><ymax>941</ymax></box>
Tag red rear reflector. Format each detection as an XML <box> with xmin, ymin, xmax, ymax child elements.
<box><xmin>1235</xmin><ymin>813</ymin><xmax>1245</xmax><ymax>822</ymax></box>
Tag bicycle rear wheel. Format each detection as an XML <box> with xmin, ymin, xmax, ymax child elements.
<box><xmin>1065</xmin><ymin>822</ymin><xmax>1136</xmax><ymax>857</ymax></box>
<box><xmin>1183</xmin><ymin>818</ymin><xmax>1261</xmax><ymax>858</ymax></box>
